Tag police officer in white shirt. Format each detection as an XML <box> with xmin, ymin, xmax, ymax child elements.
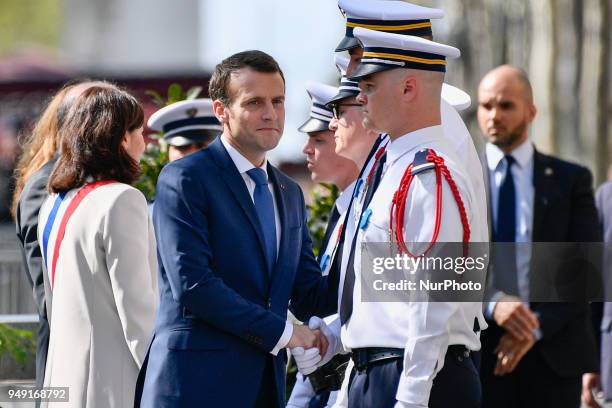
<box><xmin>147</xmin><ymin>98</ymin><xmax>222</xmax><ymax>162</ymax></box>
<box><xmin>332</xmin><ymin>0</ymin><xmax>487</xmax><ymax>276</ymax></box>
<box><xmin>302</xmin><ymin>29</ymin><xmax>489</xmax><ymax>408</ymax></box>
<box><xmin>288</xmin><ymin>82</ymin><xmax>357</xmax><ymax>408</ymax></box>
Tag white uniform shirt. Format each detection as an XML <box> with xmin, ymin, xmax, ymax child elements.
<box><xmin>287</xmin><ymin>183</ymin><xmax>355</xmax><ymax>408</ymax></box>
<box><xmin>339</xmin><ymin>125</ymin><xmax>489</xmax><ymax>407</ymax></box>
<box><xmin>338</xmin><ymin>135</ymin><xmax>391</xmax><ymax>309</ymax></box>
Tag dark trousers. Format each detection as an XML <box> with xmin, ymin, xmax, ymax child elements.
<box><xmin>34</xmin><ymin>317</ymin><xmax>49</xmax><ymax>408</ymax></box>
<box><xmin>481</xmin><ymin>345</ymin><xmax>581</xmax><ymax>408</ymax></box>
<box><xmin>254</xmin><ymin>357</ymin><xmax>278</xmax><ymax>408</ymax></box>
<box><xmin>348</xmin><ymin>347</ymin><xmax>481</xmax><ymax>408</ymax></box>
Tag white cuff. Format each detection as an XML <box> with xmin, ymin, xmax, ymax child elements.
<box><xmin>270</xmin><ymin>321</ymin><xmax>293</xmax><ymax>356</ymax></box>
<box><xmin>533</xmin><ymin>327</ymin><xmax>543</xmax><ymax>341</ymax></box>
<box><xmin>394</xmin><ymin>401</ymin><xmax>427</xmax><ymax>408</ymax></box>
<box><xmin>485</xmin><ymin>291</ymin><xmax>505</xmax><ymax>319</ymax></box>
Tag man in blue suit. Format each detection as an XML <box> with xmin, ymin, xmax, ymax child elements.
<box><xmin>136</xmin><ymin>50</ymin><xmax>336</xmax><ymax>408</ymax></box>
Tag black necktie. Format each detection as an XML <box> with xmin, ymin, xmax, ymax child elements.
<box><xmin>340</xmin><ymin>152</ymin><xmax>387</xmax><ymax>324</ymax></box>
<box><xmin>327</xmin><ymin>136</ymin><xmax>385</xmax><ymax>299</ymax></box>
<box><xmin>493</xmin><ymin>155</ymin><xmax>519</xmax><ymax>296</ymax></box>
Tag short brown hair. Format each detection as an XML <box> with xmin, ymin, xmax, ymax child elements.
<box><xmin>48</xmin><ymin>86</ymin><xmax>144</xmax><ymax>193</ymax></box>
<box><xmin>208</xmin><ymin>50</ymin><xmax>285</xmax><ymax>105</ymax></box>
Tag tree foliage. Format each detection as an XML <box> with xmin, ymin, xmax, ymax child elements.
<box><xmin>134</xmin><ymin>83</ymin><xmax>203</xmax><ymax>201</ymax></box>
<box><xmin>0</xmin><ymin>323</ymin><xmax>34</xmax><ymax>366</ymax></box>
<box><xmin>307</xmin><ymin>183</ymin><xmax>339</xmax><ymax>257</ymax></box>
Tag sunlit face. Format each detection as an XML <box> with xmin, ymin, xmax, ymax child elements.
<box><xmin>356</xmin><ymin>69</ymin><xmax>401</xmax><ymax>133</ymax></box>
<box><xmin>302</xmin><ymin>129</ymin><xmax>344</xmax><ymax>183</ymax></box>
<box><xmin>477</xmin><ymin>75</ymin><xmax>535</xmax><ymax>152</ymax></box>
<box><xmin>328</xmin><ymin>97</ymin><xmax>376</xmax><ymax>165</ymax></box>
<box><xmin>122</xmin><ymin>126</ymin><xmax>145</xmax><ymax>162</ymax></box>
<box><xmin>222</xmin><ymin>68</ymin><xmax>285</xmax><ymax>163</ymax></box>
<box><xmin>347</xmin><ymin>47</ymin><xmax>364</xmax><ymax>77</ymax></box>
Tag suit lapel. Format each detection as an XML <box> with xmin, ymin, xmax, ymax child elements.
<box><xmin>479</xmin><ymin>149</ymin><xmax>494</xmax><ymax>239</ymax></box>
<box><xmin>267</xmin><ymin>165</ymin><xmax>289</xmax><ymax>285</ymax></box>
<box><xmin>208</xmin><ymin>138</ymin><xmax>268</xmax><ymax>260</ymax></box>
<box><xmin>532</xmin><ymin>150</ymin><xmax>559</xmax><ymax>242</ymax></box>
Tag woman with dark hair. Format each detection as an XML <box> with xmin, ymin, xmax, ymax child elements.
<box><xmin>14</xmin><ymin>80</ymin><xmax>113</xmax><ymax>395</ymax></box>
<box><xmin>38</xmin><ymin>86</ymin><xmax>157</xmax><ymax>408</ymax></box>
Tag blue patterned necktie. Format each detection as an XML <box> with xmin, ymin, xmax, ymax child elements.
<box><xmin>247</xmin><ymin>168</ymin><xmax>277</xmax><ymax>274</ymax></box>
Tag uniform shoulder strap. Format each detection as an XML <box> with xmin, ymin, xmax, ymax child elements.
<box><xmin>410</xmin><ymin>149</ymin><xmax>436</xmax><ymax>175</ymax></box>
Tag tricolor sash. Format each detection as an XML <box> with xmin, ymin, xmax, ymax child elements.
<box><xmin>42</xmin><ymin>180</ymin><xmax>115</xmax><ymax>289</ymax></box>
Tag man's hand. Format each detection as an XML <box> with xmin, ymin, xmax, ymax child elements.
<box><xmin>308</xmin><ymin>316</ymin><xmax>342</xmax><ymax>367</ymax></box>
<box><xmin>493</xmin><ymin>295</ymin><xmax>539</xmax><ymax>341</ymax></box>
<box><xmin>288</xmin><ymin>322</ymin><xmax>333</xmax><ymax>375</ymax></box>
<box><xmin>494</xmin><ymin>332</ymin><xmax>534</xmax><ymax>375</ymax></box>
<box><xmin>581</xmin><ymin>372</ymin><xmax>602</xmax><ymax>408</ymax></box>
<box><xmin>287</xmin><ymin>324</ymin><xmax>329</xmax><ymax>355</ymax></box>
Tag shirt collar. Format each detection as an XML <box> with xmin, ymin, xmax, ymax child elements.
<box><xmin>386</xmin><ymin>125</ymin><xmax>445</xmax><ymax>166</ymax></box>
<box><xmin>486</xmin><ymin>138</ymin><xmax>534</xmax><ymax>171</ymax></box>
<box><xmin>221</xmin><ymin>134</ymin><xmax>269</xmax><ymax>178</ymax></box>
<box><xmin>336</xmin><ymin>180</ymin><xmax>356</xmax><ymax>215</ymax></box>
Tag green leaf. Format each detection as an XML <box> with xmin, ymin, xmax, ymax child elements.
<box><xmin>0</xmin><ymin>323</ymin><xmax>35</xmax><ymax>366</ymax></box>
<box><xmin>167</xmin><ymin>83</ymin><xmax>184</xmax><ymax>105</ymax></box>
<box><xmin>145</xmin><ymin>90</ymin><xmax>165</xmax><ymax>108</ymax></box>
<box><xmin>186</xmin><ymin>86</ymin><xmax>203</xmax><ymax>100</ymax></box>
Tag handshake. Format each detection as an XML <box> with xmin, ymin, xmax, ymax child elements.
<box><xmin>287</xmin><ymin>316</ymin><xmax>343</xmax><ymax>375</ymax></box>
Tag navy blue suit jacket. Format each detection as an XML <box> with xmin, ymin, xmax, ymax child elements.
<box><xmin>136</xmin><ymin>138</ymin><xmax>337</xmax><ymax>407</ymax></box>
<box><xmin>481</xmin><ymin>148</ymin><xmax>600</xmax><ymax>378</ymax></box>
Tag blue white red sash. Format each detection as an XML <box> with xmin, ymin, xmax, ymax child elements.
<box><xmin>42</xmin><ymin>180</ymin><xmax>115</xmax><ymax>289</ymax></box>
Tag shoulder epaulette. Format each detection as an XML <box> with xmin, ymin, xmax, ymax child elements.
<box><xmin>411</xmin><ymin>149</ymin><xmax>435</xmax><ymax>175</ymax></box>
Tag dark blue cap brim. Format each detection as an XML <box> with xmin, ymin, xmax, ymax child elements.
<box><xmin>348</xmin><ymin>63</ymin><xmax>395</xmax><ymax>80</ymax></box>
<box><xmin>326</xmin><ymin>90</ymin><xmax>359</xmax><ymax>108</ymax></box>
<box><xmin>164</xmin><ymin>129</ymin><xmax>219</xmax><ymax>146</ymax></box>
<box><xmin>335</xmin><ymin>36</ymin><xmax>361</xmax><ymax>52</ymax></box>
<box><xmin>298</xmin><ymin>117</ymin><xmax>331</xmax><ymax>133</ymax></box>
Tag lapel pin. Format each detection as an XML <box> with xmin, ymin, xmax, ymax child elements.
<box><xmin>545</xmin><ymin>167</ymin><xmax>553</xmax><ymax>176</ymax></box>
<box><xmin>280</xmin><ymin>183</ymin><xmax>286</xmax><ymax>190</ymax></box>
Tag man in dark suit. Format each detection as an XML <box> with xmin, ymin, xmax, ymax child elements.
<box><xmin>477</xmin><ymin>65</ymin><xmax>600</xmax><ymax>408</ymax></box>
<box><xmin>15</xmin><ymin>157</ymin><xmax>57</xmax><ymax>392</ymax></box>
<box><xmin>137</xmin><ymin>50</ymin><xmax>336</xmax><ymax>408</ymax></box>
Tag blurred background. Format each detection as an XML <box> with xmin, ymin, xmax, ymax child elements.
<box><xmin>0</xmin><ymin>0</ymin><xmax>609</xmax><ymax>382</ymax></box>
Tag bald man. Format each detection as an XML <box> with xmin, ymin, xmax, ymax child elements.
<box><xmin>478</xmin><ymin>65</ymin><xmax>601</xmax><ymax>408</ymax></box>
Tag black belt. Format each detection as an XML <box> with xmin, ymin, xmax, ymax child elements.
<box><xmin>307</xmin><ymin>354</ymin><xmax>351</xmax><ymax>393</ymax></box>
<box><xmin>351</xmin><ymin>345</ymin><xmax>471</xmax><ymax>372</ymax></box>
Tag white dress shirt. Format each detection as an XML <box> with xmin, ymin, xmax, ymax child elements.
<box><xmin>286</xmin><ymin>183</ymin><xmax>355</xmax><ymax>408</ymax></box>
<box><xmin>220</xmin><ymin>135</ymin><xmax>290</xmax><ymax>355</ymax></box>
<box><xmin>338</xmin><ymin>135</ymin><xmax>390</xmax><ymax>309</ymax></box>
<box><xmin>338</xmin><ymin>126</ymin><xmax>488</xmax><ymax>407</ymax></box>
<box><xmin>485</xmin><ymin>140</ymin><xmax>534</xmax><ymax>311</ymax></box>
